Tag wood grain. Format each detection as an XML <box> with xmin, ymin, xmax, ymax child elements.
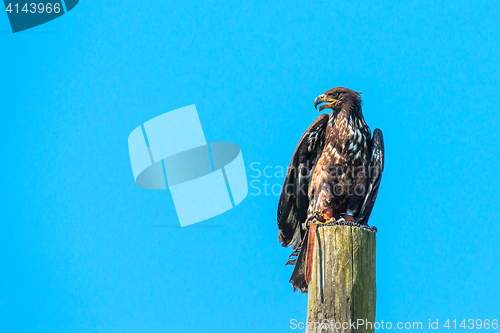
<box><xmin>306</xmin><ymin>225</ymin><xmax>376</xmax><ymax>333</ymax></box>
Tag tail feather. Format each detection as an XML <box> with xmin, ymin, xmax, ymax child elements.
<box><xmin>285</xmin><ymin>246</ymin><xmax>301</xmax><ymax>265</ymax></box>
<box><xmin>289</xmin><ymin>230</ymin><xmax>309</xmax><ymax>293</ymax></box>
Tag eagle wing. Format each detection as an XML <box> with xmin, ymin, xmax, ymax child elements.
<box><xmin>277</xmin><ymin>113</ymin><xmax>329</xmax><ymax>249</ymax></box>
<box><xmin>358</xmin><ymin>128</ymin><xmax>384</xmax><ymax>223</ymax></box>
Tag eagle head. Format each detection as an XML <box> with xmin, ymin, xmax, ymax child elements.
<box><xmin>314</xmin><ymin>87</ymin><xmax>362</xmax><ymax>112</ymax></box>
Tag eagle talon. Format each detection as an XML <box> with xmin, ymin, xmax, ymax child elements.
<box><xmin>314</xmin><ymin>212</ymin><xmax>327</xmax><ymax>223</ymax></box>
<box><xmin>315</xmin><ymin>219</ymin><xmax>330</xmax><ymax>225</ymax></box>
<box><xmin>302</xmin><ymin>221</ymin><xmax>311</xmax><ymax>230</ymax></box>
<box><xmin>304</xmin><ymin>211</ymin><xmax>329</xmax><ymax>230</ymax></box>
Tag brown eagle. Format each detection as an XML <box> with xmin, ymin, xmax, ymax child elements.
<box><xmin>277</xmin><ymin>87</ymin><xmax>384</xmax><ymax>292</ymax></box>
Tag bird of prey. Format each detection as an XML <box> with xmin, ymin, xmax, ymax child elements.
<box><xmin>277</xmin><ymin>87</ymin><xmax>384</xmax><ymax>292</ymax></box>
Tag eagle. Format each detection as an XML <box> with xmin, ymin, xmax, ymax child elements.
<box><xmin>277</xmin><ymin>87</ymin><xmax>384</xmax><ymax>292</ymax></box>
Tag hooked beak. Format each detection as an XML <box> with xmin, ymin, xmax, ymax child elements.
<box><xmin>314</xmin><ymin>94</ymin><xmax>337</xmax><ymax>112</ymax></box>
<box><xmin>314</xmin><ymin>95</ymin><xmax>324</xmax><ymax>109</ymax></box>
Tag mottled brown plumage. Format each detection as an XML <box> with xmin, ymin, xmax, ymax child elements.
<box><xmin>277</xmin><ymin>87</ymin><xmax>384</xmax><ymax>292</ymax></box>
<box><xmin>309</xmin><ymin>88</ymin><xmax>371</xmax><ymax>221</ymax></box>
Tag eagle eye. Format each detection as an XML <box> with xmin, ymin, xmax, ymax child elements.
<box><xmin>330</xmin><ymin>92</ymin><xmax>339</xmax><ymax>99</ymax></box>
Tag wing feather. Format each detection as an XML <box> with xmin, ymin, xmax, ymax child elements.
<box><xmin>277</xmin><ymin>113</ymin><xmax>329</xmax><ymax>248</ymax></box>
<box><xmin>358</xmin><ymin>128</ymin><xmax>384</xmax><ymax>224</ymax></box>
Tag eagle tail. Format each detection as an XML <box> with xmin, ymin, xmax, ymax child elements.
<box><xmin>284</xmin><ymin>241</ymin><xmax>303</xmax><ymax>265</ymax></box>
<box><xmin>289</xmin><ymin>230</ymin><xmax>310</xmax><ymax>293</ymax></box>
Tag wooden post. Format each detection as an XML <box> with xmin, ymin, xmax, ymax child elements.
<box><xmin>306</xmin><ymin>225</ymin><xmax>376</xmax><ymax>333</ymax></box>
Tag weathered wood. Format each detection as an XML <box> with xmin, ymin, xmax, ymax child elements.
<box><xmin>306</xmin><ymin>225</ymin><xmax>376</xmax><ymax>333</ymax></box>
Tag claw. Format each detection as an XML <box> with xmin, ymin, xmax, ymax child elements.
<box><xmin>303</xmin><ymin>211</ymin><xmax>328</xmax><ymax>230</ymax></box>
<box><xmin>313</xmin><ymin>211</ymin><xmax>326</xmax><ymax>223</ymax></box>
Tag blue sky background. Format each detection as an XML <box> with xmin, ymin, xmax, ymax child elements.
<box><xmin>1</xmin><ymin>1</ymin><xmax>499</xmax><ymax>332</ymax></box>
